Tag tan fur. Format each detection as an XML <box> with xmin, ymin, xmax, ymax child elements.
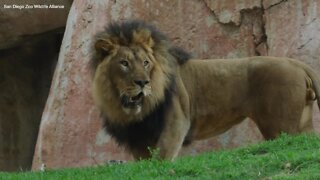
<box><xmin>92</xmin><ymin>24</ymin><xmax>320</xmax><ymax>161</ymax></box>
<box><xmin>93</xmin><ymin>29</ymin><xmax>177</xmax><ymax>126</ymax></box>
<box><xmin>179</xmin><ymin>57</ymin><xmax>320</xmax><ymax>140</ymax></box>
<box><xmin>155</xmin><ymin>56</ymin><xmax>320</xmax><ymax>160</ymax></box>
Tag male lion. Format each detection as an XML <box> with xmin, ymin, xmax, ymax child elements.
<box><xmin>91</xmin><ymin>20</ymin><xmax>320</xmax><ymax>160</ymax></box>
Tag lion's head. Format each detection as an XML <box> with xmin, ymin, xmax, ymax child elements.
<box><xmin>91</xmin><ymin>20</ymin><xmax>189</xmax><ymax>126</ymax></box>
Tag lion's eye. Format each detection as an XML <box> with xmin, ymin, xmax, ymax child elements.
<box><xmin>120</xmin><ymin>60</ymin><xmax>129</xmax><ymax>67</ymax></box>
<box><xmin>143</xmin><ymin>60</ymin><xmax>149</xmax><ymax>67</ymax></box>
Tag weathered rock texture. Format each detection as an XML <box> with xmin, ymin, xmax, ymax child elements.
<box><xmin>32</xmin><ymin>0</ymin><xmax>320</xmax><ymax>170</ymax></box>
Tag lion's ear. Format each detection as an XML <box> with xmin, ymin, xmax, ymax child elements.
<box><xmin>133</xmin><ymin>29</ymin><xmax>155</xmax><ymax>49</ymax></box>
<box><xmin>94</xmin><ymin>36</ymin><xmax>118</xmax><ymax>55</ymax></box>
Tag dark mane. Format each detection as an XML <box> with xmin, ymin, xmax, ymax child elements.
<box><xmin>105</xmin><ymin>20</ymin><xmax>168</xmax><ymax>46</ymax></box>
<box><xmin>103</xmin><ymin>77</ymin><xmax>176</xmax><ymax>152</ymax></box>
<box><xmin>169</xmin><ymin>46</ymin><xmax>192</xmax><ymax>64</ymax></box>
<box><xmin>92</xmin><ymin>20</ymin><xmax>192</xmax><ymax>154</ymax></box>
<box><xmin>91</xmin><ymin>20</ymin><xmax>191</xmax><ymax>72</ymax></box>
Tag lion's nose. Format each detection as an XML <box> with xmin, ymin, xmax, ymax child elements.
<box><xmin>134</xmin><ymin>80</ymin><xmax>150</xmax><ymax>87</ymax></box>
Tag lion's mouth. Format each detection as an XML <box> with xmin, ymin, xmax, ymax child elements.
<box><xmin>121</xmin><ymin>92</ymin><xmax>144</xmax><ymax>108</ymax></box>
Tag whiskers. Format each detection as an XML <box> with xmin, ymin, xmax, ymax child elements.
<box><xmin>119</xmin><ymin>85</ymin><xmax>152</xmax><ymax>98</ymax></box>
<box><xmin>119</xmin><ymin>86</ymin><xmax>142</xmax><ymax>98</ymax></box>
<box><xmin>143</xmin><ymin>85</ymin><xmax>152</xmax><ymax>97</ymax></box>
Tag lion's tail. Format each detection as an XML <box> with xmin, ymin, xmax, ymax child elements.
<box><xmin>290</xmin><ymin>59</ymin><xmax>320</xmax><ymax>110</ymax></box>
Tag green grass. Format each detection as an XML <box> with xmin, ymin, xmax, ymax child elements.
<box><xmin>1</xmin><ymin>134</ymin><xmax>320</xmax><ymax>179</ymax></box>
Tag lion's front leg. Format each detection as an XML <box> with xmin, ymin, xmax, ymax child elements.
<box><xmin>156</xmin><ymin>96</ymin><xmax>190</xmax><ymax>161</ymax></box>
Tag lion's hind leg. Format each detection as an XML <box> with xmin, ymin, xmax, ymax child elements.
<box><xmin>249</xmin><ymin>63</ymin><xmax>317</xmax><ymax>140</ymax></box>
<box><xmin>251</xmin><ymin>85</ymin><xmax>313</xmax><ymax>140</ymax></box>
<box><xmin>298</xmin><ymin>101</ymin><xmax>315</xmax><ymax>133</ymax></box>
<box><xmin>254</xmin><ymin>103</ymin><xmax>314</xmax><ymax>140</ymax></box>
<box><xmin>253</xmin><ymin>97</ymin><xmax>315</xmax><ymax>140</ymax></box>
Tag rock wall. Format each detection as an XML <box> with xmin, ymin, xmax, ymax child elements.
<box><xmin>32</xmin><ymin>0</ymin><xmax>320</xmax><ymax>170</ymax></box>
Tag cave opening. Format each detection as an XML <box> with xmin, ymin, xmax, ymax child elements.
<box><xmin>0</xmin><ymin>31</ymin><xmax>63</xmax><ymax>171</ymax></box>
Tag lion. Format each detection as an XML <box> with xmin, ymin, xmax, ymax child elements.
<box><xmin>91</xmin><ymin>20</ymin><xmax>320</xmax><ymax>160</ymax></box>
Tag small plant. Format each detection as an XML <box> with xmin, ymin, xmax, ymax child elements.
<box><xmin>148</xmin><ymin>147</ymin><xmax>160</xmax><ymax>161</ymax></box>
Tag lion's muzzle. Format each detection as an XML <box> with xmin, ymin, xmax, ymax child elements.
<box><xmin>120</xmin><ymin>92</ymin><xmax>144</xmax><ymax>108</ymax></box>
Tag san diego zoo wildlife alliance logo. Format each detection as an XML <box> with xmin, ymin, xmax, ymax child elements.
<box><xmin>3</xmin><ymin>4</ymin><xmax>65</xmax><ymax>10</ymax></box>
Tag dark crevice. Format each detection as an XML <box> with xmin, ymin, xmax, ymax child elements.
<box><xmin>264</xmin><ymin>0</ymin><xmax>288</xmax><ymax>10</ymax></box>
<box><xmin>202</xmin><ymin>0</ymin><xmax>269</xmax><ymax>56</ymax></box>
<box><xmin>255</xmin><ymin>5</ymin><xmax>269</xmax><ymax>56</ymax></box>
<box><xmin>0</xmin><ymin>32</ymin><xmax>63</xmax><ymax>171</ymax></box>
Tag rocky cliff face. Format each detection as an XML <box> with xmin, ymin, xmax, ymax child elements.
<box><xmin>24</xmin><ymin>0</ymin><xmax>320</xmax><ymax>170</ymax></box>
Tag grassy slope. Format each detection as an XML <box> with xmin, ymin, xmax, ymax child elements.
<box><xmin>1</xmin><ymin>134</ymin><xmax>320</xmax><ymax>179</ymax></box>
